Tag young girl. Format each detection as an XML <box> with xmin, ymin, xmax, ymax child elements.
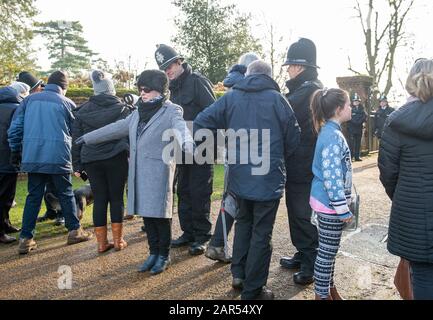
<box><xmin>310</xmin><ymin>88</ymin><xmax>353</xmax><ymax>300</ymax></box>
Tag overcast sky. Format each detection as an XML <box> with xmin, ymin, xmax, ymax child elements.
<box><xmin>34</xmin><ymin>0</ymin><xmax>433</xmax><ymax>105</ymax></box>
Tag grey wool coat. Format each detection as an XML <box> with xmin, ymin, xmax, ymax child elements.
<box><xmin>82</xmin><ymin>101</ymin><xmax>194</xmax><ymax>219</ymax></box>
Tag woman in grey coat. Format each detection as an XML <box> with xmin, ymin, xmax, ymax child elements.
<box><xmin>76</xmin><ymin>70</ymin><xmax>194</xmax><ymax>275</ymax></box>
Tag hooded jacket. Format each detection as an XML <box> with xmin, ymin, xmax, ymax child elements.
<box><xmin>378</xmin><ymin>97</ymin><xmax>433</xmax><ymax>263</ymax></box>
<box><xmin>8</xmin><ymin>84</ymin><xmax>76</xmax><ymax>174</ymax></box>
<box><xmin>72</xmin><ymin>94</ymin><xmax>131</xmax><ymax>171</ymax></box>
<box><xmin>0</xmin><ymin>87</ymin><xmax>22</xmax><ymax>173</ymax></box>
<box><xmin>194</xmin><ymin>74</ymin><xmax>301</xmax><ymax>201</ymax></box>
<box><xmin>223</xmin><ymin>64</ymin><xmax>247</xmax><ymax>88</ymax></box>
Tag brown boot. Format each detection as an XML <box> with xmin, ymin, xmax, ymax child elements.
<box><xmin>95</xmin><ymin>226</ymin><xmax>114</xmax><ymax>253</ymax></box>
<box><xmin>330</xmin><ymin>287</ymin><xmax>344</xmax><ymax>300</ymax></box>
<box><xmin>67</xmin><ymin>227</ymin><xmax>93</xmax><ymax>245</ymax></box>
<box><xmin>18</xmin><ymin>238</ymin><xmax>37</xmax><ymax>254</ymax></box>
<box><xmin>315</xmin><ymin>294</ymin><xmax>333</xmax><ymax>300</ymax></box>
<box><xmin>112</xmin><ymin>223</ymin><xmax>127</xmax><ymax>251</ymax></box>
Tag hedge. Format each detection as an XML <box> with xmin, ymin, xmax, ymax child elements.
<box><xmin>67</xmin><ymin>87</ymin><xmax>226</xmax><ymax>100</ymax></box>
<box><xmin>66</xmin><ymin>87</ymin><xmax>136</xmax><ymax>99</ymax></box>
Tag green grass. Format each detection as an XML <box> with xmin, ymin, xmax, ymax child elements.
<box><xmin>9</xmin><ymin>165</ymin><xmax>225</xmax><ymax>240</ymax></box>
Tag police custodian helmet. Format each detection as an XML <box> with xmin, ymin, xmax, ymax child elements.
<box><xmin>155</xmin><ymin>44</ymin><xmax>184</xmax><ymax>71</ymax></box>
<box><xmin>282</xmin><ymin>38</ymin><xmax>320</xmax><ymax>69</ymax></box>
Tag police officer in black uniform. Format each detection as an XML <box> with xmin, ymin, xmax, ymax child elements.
<box><xmin>279</xmin><ymin>38</ymin><xmax>323</xmax><ymax>285</ymax></box>
<box><xmin>155</xmin><ymin>44</ymin><xmax>216</xmax><ymax>256</ymax></box>
<box><xmin>348</xmin><ymin>93</ymin><xmax>367</xmax><ymax>161</ymax></box>
<box><xmin>374</xmin><ymin>94</ymin><xmax>394</xmax><ymax>139</ymax></box>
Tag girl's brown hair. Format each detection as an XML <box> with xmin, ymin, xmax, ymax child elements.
<box><xmin>310</xmin><ymin>88</ymin><xmax>349</xmax><ymax>133</ymax></box>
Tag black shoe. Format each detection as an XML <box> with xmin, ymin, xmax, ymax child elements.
<box><xmin>189</xmin><ymin>242</ymin><xmax>207</xmax><ymax>256</ymax></box>
<box><xmin>280</xmin><ymin>255</ymin><xmax>301</xmax><ymax>270</ymax></box>
<box><xmin>171</xmin><ymin>234</ymin><xmax>194</xmax><ymax>248</ymax></box>
<box><xmin>293</xmin><ymin>271</ymin><xmax>314</xmax><ymax>285</ymax></box>
<box><xmin>150</xmin><ymin>256</ymin><xmax>171</xmax><ymax>275</ymax></box>
<box><xmin>0</xmin><ymin>234</ymin><xmax>17</xmax><ymax>244</ymax></box>
<box><xmin>232</xmin><ymin>278</ymin><xmax>244</xmax><ymax>291</ymax></box>
<box><xmin>355</xmin><ymin>158</ymin><xmax>363</xmax><ymax>162</ymax></box>
<box><xmin>138</xmin><ymin>254</ymin><xmax>158</xmax><ymax>273</ymax></box>
<box><xmin>37</xmin><ymin>210</ymin><xmax>58</xmax><ymax>223</ymax></box>
<box><xmin>5</xmin><ymin>225</ymin><xmax>21</xmax><ymax>234</ymax></box>
<box><xmin>253</xmin><ymin>287</ymin><xmax>275</xmax><ymax>300</ymax></box>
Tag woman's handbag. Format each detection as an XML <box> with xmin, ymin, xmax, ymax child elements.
<box><xmin>343</xmin><ymin>185</ymin><xmax>360</xmax><ymax>231</ymax></box>
<box><xmin>394</xmin><ymin>258</ymin><xmax>414</xmax><ymax>300</ymax></box>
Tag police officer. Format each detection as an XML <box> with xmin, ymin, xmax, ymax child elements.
<box><xmin>16</xmin><ymin>71</ymin><xmax>45</xmax><ymax>94</ymax></box>
<box><xmin>155</xmin><ymin>44</ymin><xmax>216</xmax><ymax>256</ymax></box>
<box><xmin>348</xmin><ymin>93</ymin><xmax>367</xmax><ymax>161</ymax></box>
<box><xmin>279</xmin><ymin>38</ymin><xmax>323</xmax><ymax>285</ymax></box>
<box><xmin>374</xmin><ymin>94</ymin><xmax>394</xmax><ymax>139</ymax></box>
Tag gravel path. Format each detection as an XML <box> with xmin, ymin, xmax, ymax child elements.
<box><xmin>0</xmin><ymin>154</ymin><xmax>400</xmax><ymax>300</ymax></box>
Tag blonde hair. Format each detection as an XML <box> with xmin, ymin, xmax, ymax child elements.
<box><xmin>406</xmin><ymin>59</ymin><xmax>433</xmax><ymax>103</ymax></box>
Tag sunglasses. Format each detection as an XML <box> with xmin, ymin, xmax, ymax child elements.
<box><xmin>139</xmin><ymin>87</ymin><xmax>153</xmax><ymax>94</ymax></box>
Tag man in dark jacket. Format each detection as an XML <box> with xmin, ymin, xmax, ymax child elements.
<box><xmin>0</xmin><ymin>86</ymin><xmax>26</xmax><ymax>243</ymax></box>
<box><xmin>348</xmin><ymin>93</ymin><xmax>367</xmax><ymax>161</ymax></box>
<box><xmin>279</xmin><ymin>38</ymin><xmax>323</xmax><ymax>285</ymax></box>
<box><xmin>374</xmin><ymin>95</ymin><xmax>394</xmax><ymax>139</ymax></box>
<box><xmin>206</xmin><ymin>52</ymin><xmax>260</xmax><ymax>263</ymax></box>
<box><xmin>15</xmin><ymin>71</ymin><xmax>63</xmax><ymax>224</ymax></box>
<box><xmin>8</xmin><ymin>71</ymin><xmax>93</xmax><ymax>254</ymax></box>
<box><xmin>195</xmin><ymin>60</ymin><xmax>301</xmax><ymax>300</ymax></box>
<box><xmin>155</xmin><ymin>44</ymin><xmax>216</xmax><ymax>256</ymax></box>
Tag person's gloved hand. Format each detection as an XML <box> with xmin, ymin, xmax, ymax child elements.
<box><xmin>75</xmin><ymin>136</ymin><xmax>86</xmax><ymax>145</ymax></box>
<box><xmin>10</xmin><ymin>152</ymin><xmax>22</xmax><ymax>168</ymax></box>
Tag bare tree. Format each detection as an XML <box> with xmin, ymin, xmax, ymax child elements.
<box><xmin>351</xmin><ymin>0</ymin><xmax>415</xmax><ymax>99</ymax></box>
<box><xmin>259</xmin><ymin>16</ymin><xmax>292</xmax><ymax>91</ymax></box>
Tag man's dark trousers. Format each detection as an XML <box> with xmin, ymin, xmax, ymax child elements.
<box><xmin>177</xmin><ymin>162</ymin><xmax>213</xmax><ymax>243</ymax></box>
<box><xmin>0</xmin><ymin>173</ymin><xmax>18</xmax><ymax>235</ymax></box>
<box><xmin>285</xmin><ymin>182</ymin><xmax>318</xmax><ymax>276</ymax></box>
<box><xmin>349</xmin><ymin>133</ymin><xmax>362</xmax><ymax>160</ymax></box>
<box><xmin>231</xmin><ymin>198</ymin><xmax>280</xmax><ymax>300</ymax></box>
<box><xmin>21</xmin><ymin>173</ymin><xmax>80</xmax><ymax>239</ymax></box>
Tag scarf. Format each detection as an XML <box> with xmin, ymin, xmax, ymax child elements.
<box><xmin>137</xmin><ymin>95</ymin><xmax>165</xmax><ymax>124</ymax></box>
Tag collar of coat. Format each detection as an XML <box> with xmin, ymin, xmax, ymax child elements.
<box><xmin>45</xmin><ymin>84</ymin><xmax>64</xmax><ymax>94</ymax></box>
<box><xmin>286</xmin><ymin>67</ymin><xmax>319</xmax><ymax>93</ymax></box>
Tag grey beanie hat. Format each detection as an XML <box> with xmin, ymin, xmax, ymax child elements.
<box><xmin>10</xmin><ymin>82</ymin><xmax>31</xmax><ymax>97</ymax></box>
<box><xmin>91</xmin><ymin>70</ymin><xmax>116</xmax><ymax>96</ymax></box>
<box><xmin>238</xmin><ymin>52</ymin><xmax>260</xmax><ymax>67</ymax></box>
